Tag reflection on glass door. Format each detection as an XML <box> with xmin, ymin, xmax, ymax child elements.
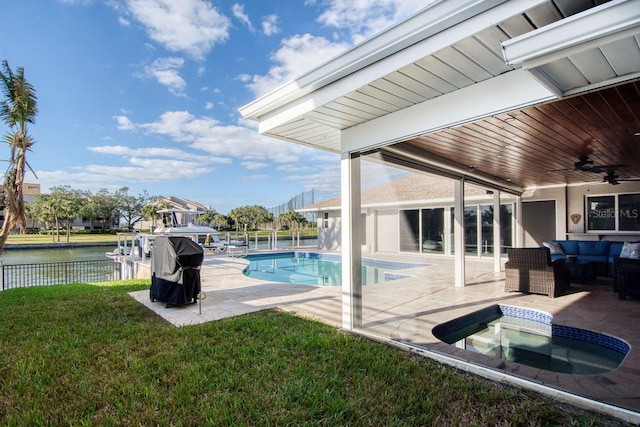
<box><xmin>465</xmin><ymin>206</ymin><xmax>478</xmax><ymax>254</ymax></box>
<box><xmin>481</xmin><ymin>205</ymin><xmax>493</xmax><ymax>254</ymax></box>
<box><xmin>399</xmin><ymin>209</ymin><xmax>419</xmax><ymax>252</ymax></box>
<box><xmin>451</xmin><ymin>204</ymin><xmax>512</xmax><ymax>255</ymax></box>
<box><xmin>500</xmin><ymin>204</ymin><xmax>513</xmax><ymax>253</ymax></box>
<box><xmin>421</xmin><ymin>208</ymin><xmax>444</xmax><ymax>253</ymax></box>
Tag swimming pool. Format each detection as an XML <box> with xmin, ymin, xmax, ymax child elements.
<box><xmin>243</xmin><ymin>252</ymin><xmax>425</xmax><ymax>286</ymax></box>
<box><xmin>432</xmin><ymin>305</ymin><xmax>629</xmax><ymax>375</ymax></box>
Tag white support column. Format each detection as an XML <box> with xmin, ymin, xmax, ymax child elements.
<box><xmin>476</xmin><ymin>206</ymin><xmax>482</xmax><ymax>258</ymax></box>
<box><xmin>341</xmin><ymin>152</ymin><xmax>362</xmax><ymax>330</ymax></box>
<box><xmin>493</xmin><ymin>191</ymin><xmax>501</xmax><ymax>273</ymax></box>
<box><xmin>453</xmin><ymin>178</ymin><xmax>465</xmax><ymax>287</ymax></box>
<box><xmin>444</xmin><ymin>207</ymin><xmax>452</xmax><ymax>256</ymax></box>
<box><xmin>514</xmin><ymin>196</ymin><xmax>524</xmax><ymax>248</ymax></box>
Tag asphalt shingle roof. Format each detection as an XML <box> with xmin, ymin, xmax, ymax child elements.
<box><xmin>304</xmin><ymin>174</ymin><xmax>488</xmax><ymax>210</ymax></box>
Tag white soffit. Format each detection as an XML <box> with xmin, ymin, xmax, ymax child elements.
<box><xmin>240</xmin><ymin>0</ymin><xmax>511</xmax><ymax>121</ymax></box>
<box><xmin>502</xmin><ymin>0</ymin><xmax>640</xmax><ymax>95</ymax></box>
<box><xmin>341</xmin><ymin>70</ymin><xmax>555</xmax><ymax>153</ymax></box>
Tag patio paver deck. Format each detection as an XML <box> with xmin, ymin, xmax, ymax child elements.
<box><xmin>129</xmin><ymin>252</ymin><xmax>640</xmax><ymax>424</ymax></box>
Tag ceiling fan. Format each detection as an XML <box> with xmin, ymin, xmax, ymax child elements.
<box><xmin>549</xmin><ymin>154</ymin><xmax>628</xmax><ymax>173</ymax></box>
<box><xmin>602</xmin><ymin>170</ymin><xmax>640</xmax><ymax>185</ymax></box>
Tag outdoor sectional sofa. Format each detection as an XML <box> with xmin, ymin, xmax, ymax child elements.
<box><xmin>544</xmin><ymin>239</ymin><xmax>639</xmax><ymax>278</ymax></box>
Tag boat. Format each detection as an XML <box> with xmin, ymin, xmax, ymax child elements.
<box><xmin>153</xmin><ymin>208</ymin><xmax>220</xmax><ymax>240</ymax></box>
<box><xmin>107</xmin><ymin>209</ymin><xmax>221</xmax><ymax>260</ymax></box>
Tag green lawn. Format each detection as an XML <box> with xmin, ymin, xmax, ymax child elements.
<box><xmin>0</xmin><ymin>281</ymin><xmax>624</xmax><ymax>425</ymax></box>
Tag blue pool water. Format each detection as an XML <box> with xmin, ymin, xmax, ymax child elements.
<box><xmin>433</xmin><ymin>305</ymin><xmax>629</xmax><ymax>375</ymax></box>
<box><xmin>243</xmin><ymin>252</ymin><xmax>425</xmax><ymax>286</ymax></box>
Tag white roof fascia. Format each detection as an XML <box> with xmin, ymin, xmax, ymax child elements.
<box><xmin>342</xmin><ymin>70</ymin><xmax>556</xmax><ymax>153</ymax></box>
<box><xmin>240</xmin><ymin>0</ymin><xmax>507</xmax><ymax>119</ymax></box>
<box><xmin>241</xmin><ymin>0</ymin><xmax>548</xmax><ymax>131</ymax></box>
<box><xmin>502</xmin><ymin>0</ymin><xmax>640</xmax><ymax>68</ymax></box>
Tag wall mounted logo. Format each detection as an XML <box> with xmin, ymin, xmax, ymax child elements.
<box><xmin>570</xmin><ymin>214</ymin><xmax>581</xmax><ymax>224</ymax></box>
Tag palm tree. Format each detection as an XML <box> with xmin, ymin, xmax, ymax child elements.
<box><xmin>0</xmin><ymin>60</ymin><xmax>38</xmax><ymax>251</ymax></box>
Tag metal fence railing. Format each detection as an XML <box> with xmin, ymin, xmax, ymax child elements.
<box><xmin>1</xmin><ymin>259</ymin><xmax>121</xmax><ymax>290</ymax></box>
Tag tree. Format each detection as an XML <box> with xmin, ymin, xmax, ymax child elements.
<box><xmin>141</xmin><ymin>199</ymin><xmax>171</xmax><ymax>231</ymax></box>
<box><xmin>228</xmin><ymin>205</ymin><xmax>273</xmax><ymax>232</ymax></box>
<box><xmin>116</xmin><ymin>187</ymin><xmax>149</xmax><ymax>230</ymax></box>
<box><xmin>27</xmin><ymin>194</ymin><xmax>56</xmax><ymax>241</ymax></box>
<box><xmin>82</xmin><ymin>188</ymin><xmax>119</xmax><ymax>229</ymax></box>
<box><xmin>49</xmin><ymin>185</ymin><xmax>85</xmax><ymax>242</ymax></box>
<box><xmin>195</xmin><ymin>210</ymin><xmax>215</xmax><ymax>226</ymax></box>
<box><xmin>278</xmin><ymin>211</ymin><xmax>307</xmax><ymax>232</ymax></box>
<box><xmin>212</xmin><ymin>213</ymin><xmax>229</xmax><ymax>231</ymax></box>
<box><xmin>28</xmin><ymin>186</ymin><xmax>86</xmax><ymax>242</ymax></box>
<box><xmin>0</xmin><ymin>60</ymin><xmax>38</xmax><ymax>252</ymax></box>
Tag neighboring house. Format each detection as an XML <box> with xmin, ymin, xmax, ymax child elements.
<box><xmin>0</xmin><ymin>183</ymin><xmax>41</xmax><ymax>232</ymax></box>
<box><xmin>134</xmin><ymin>196</ymin><xmax>214</xmax><ymax>231</ymax></box>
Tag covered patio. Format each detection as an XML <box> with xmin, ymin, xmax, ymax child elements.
<box><xmin>239</xmin><ymin>0</ymin><xmax>640</xmax><ymax>422</ymax></box>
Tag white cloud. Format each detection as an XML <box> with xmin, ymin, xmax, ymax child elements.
<box><xmin>88</xmin><ymin>144</ymin><xmax>231</xmax><ymax>164</ymax></box>
<box><xmin>242</xmin><ymin>34</ymin><xmax>348</xmax><ymax>97</ymax></box>
<box><xmin>118</xmin><ymin>110</ymin><xmax>315</xmax><ymax>164</ymax></box>
<box><xmin>283</xmin><ymin>164</ymin><xmax>340</xmax><ymax>194</ymax></box>
<box><xmin>113</xmin><ymin>115</ymin><xmax>135</xmax><ymax>131</ymax></box>
<box><xmin>35</xmin><ymin>158</ymin><xmax>210</xmax><ymax>193</ymax></box>
<box><xmin>143</xmin><ymin>57</ymin><xmax>186</xmax><ymax>96</ymax></box>
<box><xmin>60</xmin><ymin>0</ymin><xmax>93</xmax><ymax>4</ymax></box>
<box><xmin>317</xmin><ymin>0</ymin><xmax>429</xmax><ymax>42</ymax></box>
<box><xmin>123</xmin><ymin>0</ymin><xmax>231</xmax><ymax>60</ymax></box>
<box><xmin>241</xmin><ymin>161</ymin><xmax>268</xmax><ymax>170</ymax></box>
<box><xmin>232</xmin><ymin>3</ymin><xmax>254</xmax><ymax>33</ymax></box>
<box><xmin>262</xmin><ymin>14</ymin><xmax>279</xmax><ymax>36</ymax></box>
<box><xmin>204</xmin><ymin>101</ymin><xmax>214</xmax><ymax>110</ymax></box>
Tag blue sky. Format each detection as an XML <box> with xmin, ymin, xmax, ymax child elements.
<box><xmin>1</xmin><ymin>0</ymin><xmax>426</xmax><ymax>214</ymax></box>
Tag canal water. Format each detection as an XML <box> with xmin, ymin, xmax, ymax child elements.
<box><xmin>0</xmin><ymin>246</ymin><xmax>111</xmax><ymax>265</ymax></box>
<box><xmin>0</xmin><ymin>237</ymin><xmax>319</xmax><ymax>265</ymax></box>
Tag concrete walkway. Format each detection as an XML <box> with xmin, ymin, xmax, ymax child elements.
<box><xmin>129</xmin><ymin>252</ymin><xmax>640</xmax><ymax>424</ymax></box>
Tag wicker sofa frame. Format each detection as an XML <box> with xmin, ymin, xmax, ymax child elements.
<box><xmin>505</xmin><ymin>247</ymin><xmax>570</xmax><ymax>298</ymax></box>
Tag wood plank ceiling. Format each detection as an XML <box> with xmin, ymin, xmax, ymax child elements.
<box><xmin>401</xmin><ymin>80</ymin><xmax>640</xmax><ymax>188</ymax></box>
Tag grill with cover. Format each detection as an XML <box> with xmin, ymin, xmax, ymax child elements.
<box><xmin>150</xmin><ymin>236</ymin><xmax>204</xmax><ymax>307</ymax></box>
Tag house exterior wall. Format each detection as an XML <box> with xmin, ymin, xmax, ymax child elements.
<box><xmin>315</xmin><ymin>182</ymin><xmax>640</xmax><ymax>253</ymax></box>
<box><xmin>318</xmin><ymin>210</ymin><xmax>341</xmax><ymax>250</ymax></box>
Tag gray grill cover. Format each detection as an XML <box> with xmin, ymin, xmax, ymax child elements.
<box><xmin>150</xmin><ymin>236</ymin><xmax>204</xmax><ymax>306</ymax></box>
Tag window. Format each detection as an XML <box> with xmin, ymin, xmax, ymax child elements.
<box><xmin>619</xmin><ymin>194</ymin><xmax>640</xmax><ymax>231</ymax></box>
<box><xmin>323</xmin><ymin>212</ymin><xmax>329</xmax><ymax>229</ymax></box>
<box><xmin>587</xmin><ymin>194</ymin><xmax>640</xmax><ymax>232</ymax></box>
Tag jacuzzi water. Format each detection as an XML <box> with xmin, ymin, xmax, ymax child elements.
<box><xmin>243</xmin><ymin>252</ymin><xmax>424</xmax><ymax>286</ymax></box>
<box><xmin>432</xmin><ymin>305</ymin><xmax>629</xmax><ymax>375</ymax></box>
